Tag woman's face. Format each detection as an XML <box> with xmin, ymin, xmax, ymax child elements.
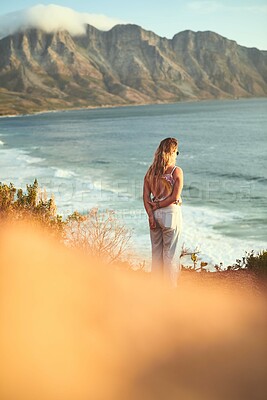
<box><xmin>170</xmin><ymin>146</ymin><xmax>178</xmax><ymax>163</ymax></box>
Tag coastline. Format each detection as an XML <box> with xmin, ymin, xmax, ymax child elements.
<box><xmin>0</xmin><ymin>99</ymin><xmax>193</xmax><ymax>118</ymax></box>
<box><xmin>0</xmin><ymin>95</ymin><xmax>265</xmax><ymax>119</ymax></box>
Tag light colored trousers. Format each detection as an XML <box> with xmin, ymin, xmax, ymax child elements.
<box><xmin>150</xmin><ymin>204</ymin><xmax>182</xmax><ymax>287</ymax></box>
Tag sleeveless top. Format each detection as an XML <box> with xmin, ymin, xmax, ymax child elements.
<box><xmin>152</xmin><ymin>166</ymin><xmax>177</xmax><ymax>202</ymax></box>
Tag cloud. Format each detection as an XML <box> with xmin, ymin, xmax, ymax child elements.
<box><xmin>0</xmin><ymin>4</ymin><xmax>127</xmax><ymax>39</ymax></box>
<box><xmin>188</xmin><ymin>1</ymin><xmax>223</xmax><ymax>14</ymax></box>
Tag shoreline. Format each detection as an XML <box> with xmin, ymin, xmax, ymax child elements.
<box><xmin>0</xmin><ymin>100</ymin><xmax>194</xmax><ymax>118</ymax></box>
<box><xmin>0</xmin><ymin>96</ymin><xmax>266</xmax><ymax>119</ymax></box>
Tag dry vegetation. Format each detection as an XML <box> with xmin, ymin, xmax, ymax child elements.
<box><xmin>0</xmin><ymin>180</ymin><xmax>131</xmax><ymax>263</ymax></box>
<box><xmin>65</xmin><ymin>209</ymin><xmax>131</xmax><ymax>264</ymax></box>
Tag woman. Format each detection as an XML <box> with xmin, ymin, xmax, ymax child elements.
<box><xmin>143</xmin><ymin>137</ymin><xmax>183</xmax><ymax>287</ymax></box>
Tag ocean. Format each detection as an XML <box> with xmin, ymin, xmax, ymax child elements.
<box><xmin>0</xmin><ymin>98</ymin><xmax>266</xmax><ymax>268</ymax></box>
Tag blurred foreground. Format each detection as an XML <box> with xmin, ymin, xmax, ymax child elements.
<box><xmin>0</xmin><ymin>222</ymin><xmax>267</xmax><ymax>400</ymax></box>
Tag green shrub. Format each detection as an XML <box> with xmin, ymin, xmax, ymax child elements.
<box><xmin>227</xmin><ymin>249</ymin><xmax>267</xmax><ymax>278</ymax></box>
<box><xmin>245</xmin><ymin>250</ymin><xmax>267</xmax><ymax>277</ymax></box>
<box><xmin>0</xmin><ymin>179</ymin><xmax>64</xmax><ymax>235</ymax></box>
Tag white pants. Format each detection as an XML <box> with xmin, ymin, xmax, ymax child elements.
<box><xmin>150</xmin><ymin>204</ymin><xmax>182</xmax><ymax>287</ymax></box>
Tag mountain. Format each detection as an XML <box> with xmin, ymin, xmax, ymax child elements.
<box><xmin>0</xmin><ymin>24</ymin><xmax>267</xmax><ymax>115</ymax></box>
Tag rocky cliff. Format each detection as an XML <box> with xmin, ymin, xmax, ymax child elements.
<box><xmin>0</xmin><ymin>24</ymin><xmax>266</xmax><ymax>115</ymax></box>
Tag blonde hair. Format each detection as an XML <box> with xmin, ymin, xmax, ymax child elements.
<box><xmin>145</xmin><ymin>137</ymin><xmax>178</xmax><ymax>189</ymax></box>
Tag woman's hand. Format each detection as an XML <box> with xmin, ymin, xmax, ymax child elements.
<box><xmin>148</xmin><ymin>214</ymin><xmax>157</xmax><ymax>230</ymax></box>
<box><xmin>148</xmin><ymin>200</ymin><xmax>158</xmax><ymax>211</ymax></box>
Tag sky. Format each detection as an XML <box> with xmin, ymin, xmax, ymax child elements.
<box><xmin>0</xmin><ymin>1</ymin><xmax>267</xmax><ymax>50</ymax></box>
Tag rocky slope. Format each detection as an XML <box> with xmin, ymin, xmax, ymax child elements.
<box><xmin>0</xmin><ymin>24</ymin><xmax>267</xmax><ymax>115</ymax></box>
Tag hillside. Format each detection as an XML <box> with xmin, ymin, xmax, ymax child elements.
<box><xmin>0</xmin><ymin>24</ymin><xmax>267</xmax><ymax>115</ymax></box>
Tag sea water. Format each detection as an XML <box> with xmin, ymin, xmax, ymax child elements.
<box><xmin>0</xmin><ymin>98</ymin><xmax>266</xmax><ymax>267</ymax></box>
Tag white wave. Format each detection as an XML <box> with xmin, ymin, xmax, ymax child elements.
<box><xmin>175</xmin><ymin>205</ymin><xmax>266</xmax><ymax>268</ymax></box>
<box><xmin>17</xmin><ymin>154</ymin><xmax>45</xmax><ymax>164</ymax></box>
<box><xmin>0</xmin><ymin>115</ymin><xmax>21</xmax><ymax>118</ymax></box>
<box><xmin>137</xmin><ymin>161</ymin><xmax>150</xmax><ymax>166</ymax></box>
<box><xmin>182</xmin><ymin>154</ymin><xmax>195</xmax><ymax>159</ymax></box>
<box><xmin>54</xmin><ymin>168</ymin><xmax>77</xmax><ymax>178</ymax></box>
<box><xmin>0</xmin><ymin>148</ymin><xmax>48</xmax><ymax>189</ymax></box>
<box><xmin>93</xmin><ymin>179</ymin><xmax>132</xmax><ymax>197</ymax></box>
<box><xmin>0</xmin><ymin>140</ymin><xmax>5</xmax><ymax>145</ymax></box>
<box><xmin>176</xmin><ymin>205</ymin><xmax>236</xmax><ymax>266</ymax></box>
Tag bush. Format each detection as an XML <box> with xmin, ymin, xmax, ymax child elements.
<box><xmin>0</xmin><ymin>180</ymin><xmax>132</xmax><ymax>264</ymax></box>
<box><xmin>244</xmin><ymin>250</ymin><xmax>267</xmax><ymax>277</ymax></box>
<box><xmin>0</xmin><ymin>179</ymin><xmax>64</xmax><ymax>235</ymax></box>
<box><xmin>65</xmin><ymin>208</ymin><xmax>131</xmax><ymax>264</ymax></box>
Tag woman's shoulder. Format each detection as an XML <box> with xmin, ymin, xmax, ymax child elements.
<box><xmin>164</xmin><ymin>165</ymin><xmax>178</xmax><ymax>175</ymax></box>
<box><xmin>173</xmin><ymin>166</ymin><xmax>183</xmax><ymax>177</ymax></box>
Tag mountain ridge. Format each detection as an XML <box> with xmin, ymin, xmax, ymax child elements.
<box><xmin>0</xmin><ymin>24</ymin><xmax>266</xmax><ymax>115</ymax></box>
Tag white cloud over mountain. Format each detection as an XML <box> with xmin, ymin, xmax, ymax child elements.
<box><xmin>0</xmin><ymin>4</ymin><xmax>127</xmax><ymax>38</ymax></box>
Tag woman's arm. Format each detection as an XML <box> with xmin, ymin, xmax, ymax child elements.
<box><xmin>149</xmin><ymin>167</ymin><xmax>183</xmax><ymax>210</ymax></box>
<box><xmin>143</xmin><ymin>178</ymin><xmax>157</xmax><ymax>229</ymax></box>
